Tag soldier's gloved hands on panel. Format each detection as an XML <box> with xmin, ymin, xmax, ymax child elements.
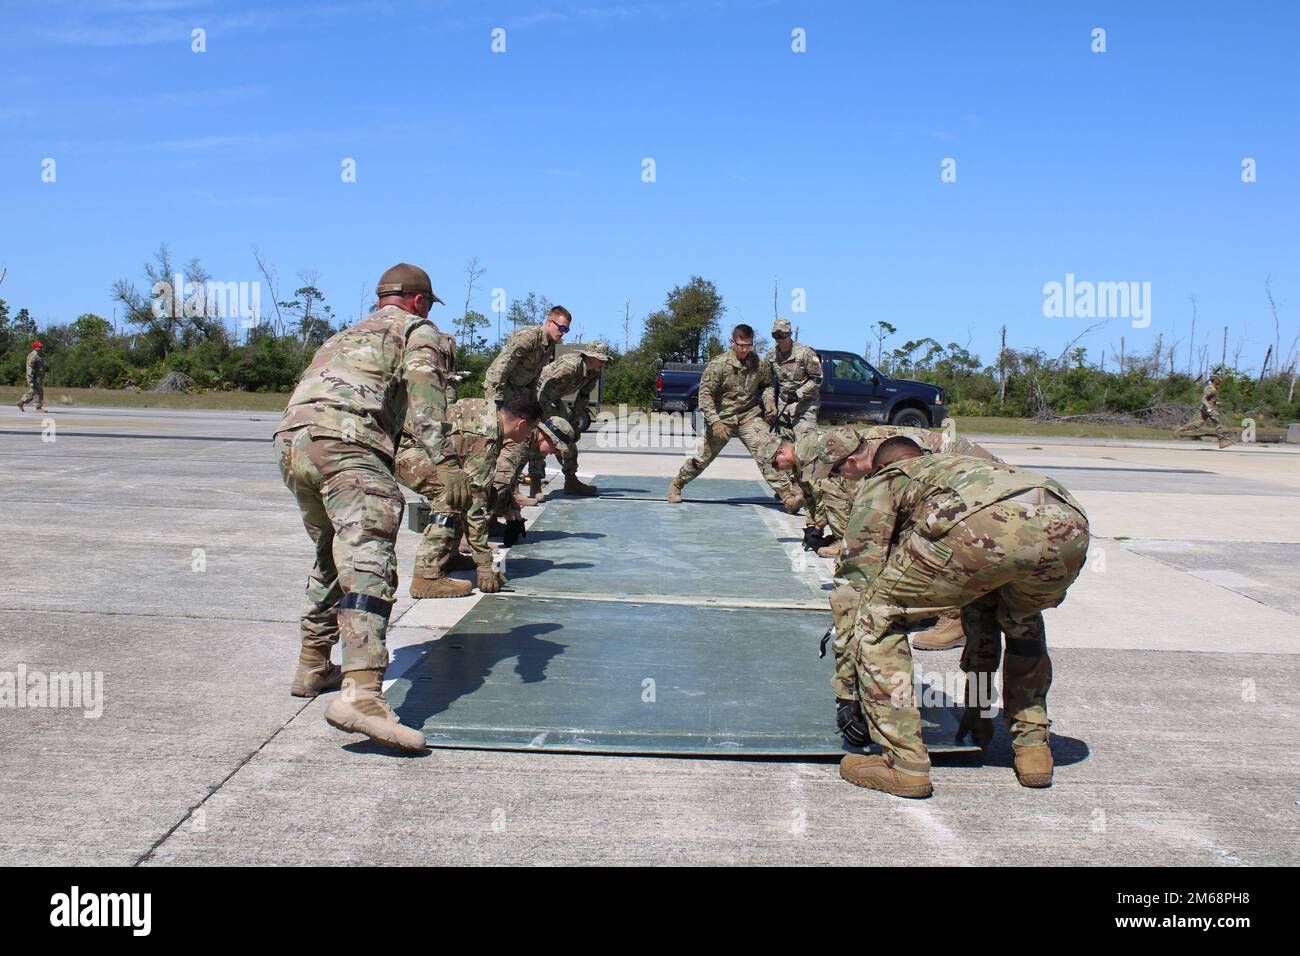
<box><xmin>835</xmin><ymin>698</ymin><xmax>872</xmax><ymax>748</ymax></box>
<box><xmin>477</xmin><ymin>566</ymin><xmax>506</xmax><ymax>593</ymax></box>
<box><xmin>503</xmin><ymin>518</ymin><xmax>528</xmax><ymax>547</ymax></box>
<box><xmin>436</xmin><ymin>465</ymin><xmax>472</xmax><ymax>512</ymax></box>
<box><xmin>710</xmin><ymin>421</ymin><xmax>731</xmax><ymax>443</ymax></box>
<box><xmin>802</xmin><ymin>524</ymin><xmax>826</xmax><ymax>551</ymax></box>
<box><xmin>956</xmin><ymin>704</ymin><xmax>994</xmax><ymax>750</ymax></box>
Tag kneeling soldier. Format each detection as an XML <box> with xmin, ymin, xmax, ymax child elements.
<box><xmin>829</xmin><ymin>437</ymin><xmax>1090</xmax><ymax>797</ymax></box>
<box><xmin>397</xmin><ymin>392</ymin><xmax>542</xmax><ymax>599</ymax></box>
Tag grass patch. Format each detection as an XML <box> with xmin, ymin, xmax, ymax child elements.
<box><xmin>1</xmin><ymin>386</ymin><xmax>290</xmax><ymax>412</ymax></box>
<box><xmin>948</xmin><ymin>416</ymin><xmax>1181</xmax><ymax>440</ymax></box>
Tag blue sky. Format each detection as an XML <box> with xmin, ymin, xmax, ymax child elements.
<box><xmin>2</xmin><ymin>0</ymin><xmax>1297</xmax><ymax>372</ymax></box>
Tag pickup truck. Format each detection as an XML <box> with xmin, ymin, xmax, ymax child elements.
<box><xmin>652</xmin><ymin>349</ymin><xmax>947</xmax><ymax>428</ymax></box>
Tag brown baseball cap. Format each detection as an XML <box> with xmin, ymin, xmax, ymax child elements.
<box><xmin>376</xmin><ymin>263</ymin><xmax>444</xmax><ymax>303</ymax></box>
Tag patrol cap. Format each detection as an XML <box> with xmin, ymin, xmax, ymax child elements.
<box><xmin>537</xmin><ymin>416</ymin><xmax>576</xmax><ymax>461</ymax></box>
<box><xmin>809</xmin><ymin>426</ymin><xmax>864</xmax><ymax>481</ymax></box>
<box><xmin>755</xmin><ymin>431</ymin><xmax>784</xmax><ymax>466</ymax></box>
<box><xmin>577</xmin><ymin>341</ymin><xmax>611</xmax><ymax>362</ymax></box>
<box><xmin>375</xmin><ymin>263</ymin><xmax>444</xmax><ymax>304</ymax></box>
<box><xmin>772</xmin><ymin>317</ymin><xmax>792</xmax><ymax>335</ymax></box>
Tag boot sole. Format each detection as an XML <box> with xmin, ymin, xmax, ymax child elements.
<box><xmin>839</xmin><ymin>766</ymin><xmax>933</xmax><ymax>799</ymax></box>
<box><xmin>325</xmin><ymin>713</ymin><xmax>426</xmax><ymax>752</ymax></box>
<box><xmin>912</xmin><ymin>638</ymin><xmax>966</xmax><ymax>651</ymax></box>
<box><xmin>1015</xmin><ymin>773</ymin><xmax>1053</xmax><ymax>788</ymax></box>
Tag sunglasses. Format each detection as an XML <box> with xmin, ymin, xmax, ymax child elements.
<box><xmin>772</xmin><ymin>332</ymin><xmax>789</xmax><ymax>340</ymax></box>
<box><xmin>550</xmin><ymin>319</ymin><xmax>571</xmax><ymax>332</ymax></box>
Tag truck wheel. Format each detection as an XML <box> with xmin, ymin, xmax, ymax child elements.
<box><xmin>889</xmin><ymin>407</ymin><xmax>930</xmax><ymax>428</ymax></box>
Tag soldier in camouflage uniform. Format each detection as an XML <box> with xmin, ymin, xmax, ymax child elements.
<box><xmin>273</xmin><ymin>263</ymin><xmax>466</xmax><ymax>752</ymax></box>
<box><xmin>534</xmin><ymin>340</ymin><xmax>609</xmax><ymax>496</ymax></box>
<box><xmin>16</xmin><ymin>342</ymin><xmax>46</xmax><ymax>412</ymax></box>
<box><xmin>667</xmin><ymin>324</ymin><xmax>804</xmax><ymax>512</ymax></box>
<box><xmin>760</xmin><ymin>317</ymin><xmax>821</xmax><ymax>440</ymax></box>
<box><xmin>485</xmin><ymin>306</ymin><xmax>570</xmax><ymax>504</ymax></box>
<box><xmin>827</xmin><ymin>438</ymin><xmax>1089</xmax><ymax>797</ymax></box>
<box><xmin>396</xmin><ymin>392</ymin><xmax>542</xmax><ymax>600</ymax></box>
<box><xmin>1175</xmin><ymin>371</ymin><xmax>1232</xmax><ymax>447</ymax></box>
<box><xmin>770</xmin><ymin>425</ymin><xmax>1003</xmax><ymax>651</ymax></box>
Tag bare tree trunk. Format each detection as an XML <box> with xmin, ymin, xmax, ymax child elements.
<box><xmin>622</xmin><ymin>298</ymin><xmax>631</xmax><ymax>353</ymax></box>
<box><xmin>251</xmin><ymin>246</ymin><xmax>284</xmax><ymax>340</ymax></box>
<box><xmin>1266</xmin><ymin>276</ymin><xmax>1280</xmax><ymax>377</ymax></box>
<box><xmin>1259</xmin><ymin>345</ymin><xmax>1273</xmax><ymax>384</ymax></box>
<box><xmin>997</xmin><ymin>324</ymin><xmax>1007</xmax><ymax>405</ymax></box>
<box><xmin>1120</xmin><ymin>335</ymin><xmax>1125</xmax><ymax>373</ymax></box>
<box><xmin>1187</xmin><ymin>293</ymin><xmax>1197</xmax><ymax>376</ymax></box>
<box><xmin>1221</xmin><ymin>326</ymin><xmax>1227</xmax><ymax>372</ymax></box>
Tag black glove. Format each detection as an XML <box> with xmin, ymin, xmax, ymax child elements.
<box><xmin>835</xmin><ymin>698</ymin><xmax>872</xmax><ymax>748</ymax></box>
<box><xmin>503</xmin><ymin>518</ymin><xmax>528</xmax><ymax>547</ymax></box>
<box><xmin>802</xmin><ymin>525</ymin><xmax>825</xmax><ymax>551</ymax></box>
<box><xmin>956</xmin><ymin>706</ymin><xmax>994</xmax><ymax>749</ymax></box>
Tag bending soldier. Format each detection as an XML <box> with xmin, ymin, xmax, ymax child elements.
<box><xmin>274</xmin><ymin>263</ymin><xmax>465</xmax><ymax>752</ymax></box>
<box><xmin>485</xmin><ymin>305</ymin><xmax>571</xmax><ymax>504</ymax></box>
<box><xmin>827</xmin><ymin>438</ymin><xmax>1089</xmax><ymax>798</ymax></box>
<box><xmin>535</xmin><ymin>340</ymin><xmax>609</xmax><ymax>496</ymax></box>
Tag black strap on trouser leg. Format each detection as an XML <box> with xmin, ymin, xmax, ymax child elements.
<box><xmin>1005</xmin><ymin>636</ymin><xmax>1045</xmax><ymax>658</ymax></box>
<box><xmin>338</xmin><ymin>593</ymin><xmax>394</xmax><ymax>620</ymax></box>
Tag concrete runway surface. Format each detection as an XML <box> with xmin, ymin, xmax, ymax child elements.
<box><xmin>1</xmin><ymin>404</ymin><xmax>1298</xmax><ymax>865</ymax></box>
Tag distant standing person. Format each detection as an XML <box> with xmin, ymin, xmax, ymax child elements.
<box><xmin>16</xmin><ymin>341</ymin><xmax>46</xmax><ymax>412</ymax></box>
<box><xmin>667</xmin><ymin>324</ymin><xmax>805</xmax><ymax>512</ymax></box>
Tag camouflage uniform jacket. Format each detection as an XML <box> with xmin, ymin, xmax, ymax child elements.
<box><xmin>1202</xmin><ymin>380</ymin><xmax>1220</xmax><ymax>409</ymax></box>
<box><xmin>26</xmin><ymin>350</ymin><xmax>45</xmax><ymax>384</ymax></box>
<box><xmin>277</xmin><ymin>304</ymin><xmax>452</xmax><ymax>464</ymax></box>
<box><xmin>538</xmin><ymin>352</ymin><xmax>599</xmax><ymax>420</ymax></box>
<box><xmin>761</xmin><ymin>342</ymin><xmax>821</xmax><ymax>416</ymax></box>
<box><xmin>483</xmin><ymin>325</ymin><xmax>554</xmax><ymax>403</ymax></box>
<box><xmin>838</xmin><ymin>454</ymin><xmax>1086</xmax><ymax>593</ymax></box>
<box><xmin>446</xmin><ymin>398</ymin><xmax>502</xmax><ymax>465</ymax></box>
<box><xmin>698</xmin><ymin>350</ymin><xmax>764</xmax><ymax>427</ymax></box>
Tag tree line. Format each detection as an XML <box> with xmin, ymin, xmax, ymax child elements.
<box><xmin>2</xmin><ymin>246</ymin><xmax>1296</xmax><ymax>424</ymax></box>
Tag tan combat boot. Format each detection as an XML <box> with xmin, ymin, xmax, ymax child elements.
<box><xmin>779</xmin><ymin>487</ymin><xmax>806</xmax><ymax>515</ymax></box>
<box><xmin>410</xmin><ymin>570</ymin><xmax>473</xmax><ymax>599</ymax></box>
<box><xmin>817</xmin><ymin>539</ymin><xmax>842</xmax><ymax>559</ymax></box>
<box><xmin>290</xmin><ymin>645</ymin><xmax>343</xmax><ymax>698</ymax></box>
<box><xmin>16</xmin><ymin>400</ymin><xmax>25</xmax><ymax>412</ymax></box>
<box><xmin>564</xmin><ymin>475</ymin><xmax>598</xmax><ymax>496</ymax></box>
<box><xmin>324</xmin><ymin>669</ymin><xmax>426</xmax><ymax>751</ymax></box>
<box><xmin>840</xmin><ymin>754</ymin><xmax>933</xmax><ymax>799</ymax></box>
<box><xmin>912</xmin><ymin>615</ymin><xmax>966</xmax><ymax>651</ymax></box>
<box><xmin>1013</xmin><ymin>743</ymin><xmax>1054</xmax><ymax>788</ymax></box>
<box><xmin>666</xmin><ymin>479</ymin><xmax>684</xmax><ymax>504</ymax></box>
<box><xmin>524</xmin><ymin>474</ymin><xmax>547</xmax><ymax>503</ymax></box>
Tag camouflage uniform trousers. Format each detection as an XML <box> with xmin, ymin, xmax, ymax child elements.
<box><xmin>836</xmin><ymin>498</ymin><xmax>1089</xmax><ymax>774</ymax></box>
<box><xmin>396</xmin><ymin>436</ymin><xmax>499</xmax><ymax>572</ymax></box>
<box><xmin>677</xmin><ymin>407</ymin><xmax>793</xmax><ymax>491</ymax></box>
<box><xmin>20</xmin><ymin>379</ymin><xmax>44</xmax><ymax>406</ymax></box>
<box><xmin>274</xmin><ymin>428</ymin><xmax>404</xmax><ymax>673</ymax></box>
<box><xmin>495</xmin><ymin>433</ymin><xmax>544</xmax><ymax>500</ymax></box>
